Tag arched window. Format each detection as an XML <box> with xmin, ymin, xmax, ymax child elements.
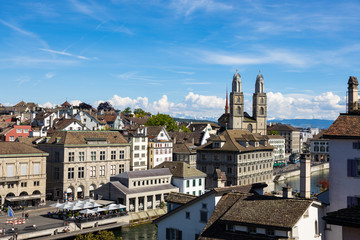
<box><xmin>260</xmin><ymin>107</ymin><xmax>264</xmax><ymax>115</ymax></box>
<box><xmin>247</xmin><ymin>124</ymin><xmax>253</xmax><ymax>133</ymax></box>
<box><xmin>314</xmin><ymin>146</ymin><xmax>319</xmax><ymax>152</ymax></box>
<box><xmin>261</xmin><ymin>98</ymin><xmax>264</xmax><ymax>104</ymax></box>
<box><xmin>260</xmin><ymin>82</ymin><xmax>264</xmax><ymax>93</ymax></box>
<box><xmin>320</xmin><ymin>146</ymin><xmax>325</xmax><ymax>152</ymax></box>
<box><xmin>237</xmin><ymin>106</ymin><xmax>241</xmax><ymax>115</ymax></box>
<box><xmin>237</xmin><ymin>97</ymin><xmax>240</xmax><ymax>103</ymax></box>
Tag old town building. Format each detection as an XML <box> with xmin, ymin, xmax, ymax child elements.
<box><xmin>38</xmin><ymin>131</ymin><xmax>131</xmax><ymax>201</ymax></box>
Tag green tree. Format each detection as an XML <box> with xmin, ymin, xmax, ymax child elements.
<box><xmin>74</xmin><ymin>230</ymin><xmax>121</xmax><ymax>240</ymax></box>
<box><xmin>146</xmin><ymin>113</ymin><xmax>178</xmax><ymax>131</ymax></box>
<box><xmin>269</xmin><ymin>130</ymin><xmax>278</xmax><ymax>135</ymax></box>
<box><xmin>122</xmin><ymin>107</ymin><xmax>132</xmax><ymax>115</ymax></box>
<box><xmin>133</xmin><ymin>108</ymin><xmax>151</xmax><ymax>117</ymax></box>
<box><xmin>180</xmin><ymin>125</ymin><xmax>191</xmax><ymax>132</ymax></box>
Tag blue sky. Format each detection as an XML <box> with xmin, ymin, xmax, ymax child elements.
<box><xmin>1</xmin><ymin>0</ymin><xmax>360</xmax><ymax>120</ymax></box>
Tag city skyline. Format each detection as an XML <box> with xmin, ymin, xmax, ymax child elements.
<box><xmin>1</xmin><ymin>1</ymin><xmax>360</xmax><ymax>120</ymax></box>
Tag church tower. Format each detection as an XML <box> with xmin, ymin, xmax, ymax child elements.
<box><xmin>229</xmin><ymin>70</ymin><xmax>244</xmax><ymax>129</ymax></box>
<box><xmin>252</xmin><ymin>71</ymin><xmax>267</xmax><ymax>135</ymax></box>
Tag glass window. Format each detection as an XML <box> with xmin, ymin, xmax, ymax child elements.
<box><xmin>186</xmin><ymin>180</ymin><xmax>190</xmax><ymax>188</ymax></box>
<box><xmin>100</xmin><ymin>151</ymin><xmax>105</xmax><ymax>160</ymax></box>
<box><xmin>78</xmin><ymin>167</ymin><xmax>84</xmax><ymax>178</ymax></box>
<box><xmin>34</xmin><ymin>163</ymin><xmax>40</xmax><ymax>175</ymax></box>
<box><xmin>193</xmin><ymin>179</ymin><xmax>196</xmax><ymax>187</ymax></box>
<box><xmin>16</xmin><ymin>129</ymin><xmax>22</xmax><ymax>133</ymax></box>
<box><xmin>99</xmin><ymin>165</ymin><xmax>105</xmax><ymax>176</ymax></box>
<box><xmin>91</xmin><ymin>151</ymin><xmax>96</xmax><ymax>161</ymax></box>
<box><xmin>119</xmin><ymin>150</ymin><xmax>124</xmax><ymax>159</ymax></box>
<box><xmin>68</xmin><ymin>152</ymin><xmax>74</xmax><ymax>162</ymax></box>
<box><xmin>119</xmin><ymin>164</ymin><xmax>125</xmax><ymax>174</ymax></box>
<box><xmin>90</xmin><ymin>166</ymin><xmax>96</xmax><ymax>177</ymax></box>
<box><xmin>110</xmin><ymin>165</ymin><xmax>116</xmax><ymax>175</ymax></box>
<box><xmin>111</xmin><ymin>151</ymin><xmax>116</xmax><ymax>160</ymax></box>
<box><xmin>79</xmin><ymin>152</ymin><xmax>84</xmax><ymax>162</ymax></box>
<box><xmin>199</xmin><ymin>178</ymin><xmax>202</xmax><ymax>186</ymax></box>
<box><xmin>68</xmin><ymin>168</ymin><xmax>74</xmax><ymax>179</ymax></box>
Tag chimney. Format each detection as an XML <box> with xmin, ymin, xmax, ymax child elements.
<box><xmin>282</xmin><ymin>186</ymin><xmax>292</xmax><ymax>198</ymax></box>
<box><xmin>300</xmin><ymin>153</ymin><xmax>311</xmax><ymax>199</ymax></box>
<box><xmin>348</xmin><ymin>76</ymin><xmax>359</xmax><ymax>113</ymax></box>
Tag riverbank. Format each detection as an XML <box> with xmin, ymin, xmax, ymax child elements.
<box><xmin>273</xmin><ymin>162</ymin><xmax>329</xmax><ymax>181</ymax></box>
<box><xmin>0</xmin><ymin>207</ymin><xmax>166</xmax><ymax>240</ymax></box>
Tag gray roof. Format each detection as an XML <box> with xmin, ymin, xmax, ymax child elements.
<box><xmin>110</xmin><ymin>181</ymin><xmax>178</xmax><ymax>195</ymax></box>
<box><xmin>113</xmin><ymin>168</ymin><xmax>172</xmax><ymax>180</ymax></box>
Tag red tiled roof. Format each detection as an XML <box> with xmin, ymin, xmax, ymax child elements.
<box><xmin>324</xmin><ymin>114</ymin><xmax>360</xmax><ymax>139</ymax></box>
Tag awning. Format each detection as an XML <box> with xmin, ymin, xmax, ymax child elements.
<box><xmin>66</xmin><ymin>188</ymin><xmax>72</xmax><ymax>193</ymax></box>
<box><xmin>77</xmin><ymin>187</ymin><xmax>83</xmax><ymax>192</ymax></box>
<box><xmin>6</xmin><ymin>194</ymin><xmax>42</xmax><ymax>201</ymax></box>
<box><xmin>89</xmin><ymin>185</ymin><xmax>95</xmax><ymax>191</ymax></box>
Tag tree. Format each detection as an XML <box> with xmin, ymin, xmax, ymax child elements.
<box><xmin>317</xmin><ymin>179</ymin><xmax>329</xmax><ymax>192</ymax></box>
<box><xmin>134</xmin><ymin>108</ymin><xmax>151</xmax><ymax>117</ymax></box>
<box><xmin>269</xmin><ymin>130</ymin><xmax>278</xmax><ymax>135</ymax></box>
<box><xmin>146</xmin><ymin>113</ymin><xmax>178</xmax><ymax>131</ymax></box>
<box><xmin>97</xmin><ymin>102</ymin><xmax>113</xmax><ymax>112</ymax></box>
<box><xmin>180</xmin><ymin>125</ymin><xmax>190</xmax><ymax>132</ymax></box>
<box><xmin>75</xmin><ymin>230</ymin><xmax>120</xmax><ymax>240</ymax></box>
<box><xmin>122</xmin><ymin>107</ymin><xmax>132</xmax><ymax>115</ymax></box>
<box><xmin>79</xmin><ymin>102</ymin><xmax>93</xmax><ymax>110</ymax></box>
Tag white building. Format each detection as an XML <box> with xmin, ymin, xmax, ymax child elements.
<box><xmin>155</xmin><ymin>161</ymin><xmax>206</xmax><ymax>196</ymax></box>
<box><xmin>322</xmin><ymin>76</ymin><xmax>360</xmax><ymax>240</ymax></box>
<box><xmin>266</xmin><ymin>135</ymin><xmax>286</xmax><ymax>164</ymax></box>
<box><xmin>155</xmin><ymin>184</ymin><xmax>266</xmax><ymax>240</ymax></box>
<box><xmin>74</xmin><ymin>110</ymin><xmax>106</xmax><ymax>131</ymax></box>
<box><xmin>199</xmin><ymin>192</ymin><xmax>323</xmax><ymax>240</ymax></box>
<box><xmin>310</xmin><ymin>130</ymin><xmax>329</xmax><ymax>162</ymax></box>
<box><xmin>147</xmin><ymin>126</ymin><xmax>173</xmax><ymax>168</ymax></box>
<box><xmin>129</xmin><ymin>129</ymin><xmax>148</xmax><ymax>171</ymax></box>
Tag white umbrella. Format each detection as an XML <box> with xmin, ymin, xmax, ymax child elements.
<box><xmin>84</xmin><ymin>199</ymin><xmax>95</xmax><ymax>203</ymax></box>
<box><xmin>50</xmin><ymin>202</ymin><xmax>64</xmax><ymax>208</ymax></box>
<box><xmin>81</xmin><ymin>202</ymin><xmax>94</xmax><ymax>209</ymax></box>
<box><xmin>116</xmin><ymin>204</ymin><xmax>126</xmax><ymax>209</ymax></box>
<box><xmin>93</xmin><ymin>207</ymin><xmax>106</xmax><ymax>212</ymax></box>
<box><xmin>79</xmin><ymin>209</ymin><xmax>96</xmax><ymax>214</ymax></box>
<box><xmin>55</xmin><ymin>203</ymin><xmax>67</xmax><ymax>209</ymax></box>
<box><xmin>103</xmin><ymin>204</ymin><xmax>118</xmax><ymax>211</ymax></box>
<box><xmin>67</xmin><ymin>205</ymin><xmax>83</xmax><ymax>211</ymax></box>
<box><xmin>91</xmin><ymin>202</ymin><xmax>102</xmax><ymax>208</ymax></box>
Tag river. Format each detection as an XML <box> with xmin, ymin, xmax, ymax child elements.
<box><xmin>274</xmin><ymin>169</ymin><xmax>329</xmax><ymax>194</ymax></box>
<box><xmin>114</xmin><ymin>223</ymin><xmax>157</xmax><ymax>240</ymax></box>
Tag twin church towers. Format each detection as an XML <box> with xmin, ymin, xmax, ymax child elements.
<box><xmin>218</xmin><ymin>70</ymin><xmax>267</xmax><ymax>135</ymax></box>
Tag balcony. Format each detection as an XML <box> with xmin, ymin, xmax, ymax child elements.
<box><xmin>0</xmin><ymin>176</ymin><xmax>20</xmax><ymax>183</ymax></box>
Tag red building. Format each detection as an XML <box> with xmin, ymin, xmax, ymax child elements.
<box><xmin>0</xmin><ymin>125</ymin><xmax>32</xmax><ymax>141</ymax></box>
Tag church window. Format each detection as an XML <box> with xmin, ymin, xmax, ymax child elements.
<box><xmin>260</xmin><ymin>107</ymin><xmax>264</xmax><ymax>115</ymax></box>
<box><xmin>261</xmin><ymin>98</ymin><xmax>264</xmax><ymax>104</ymax></box>
<box><xmin>237</xmin><ymin>97</ymin><xmax>240</xmax><ymax>103</ymax></box>
<box><xmin>247</xmin><ymin>124</ymin><xmax>253</xmax><ymax>133</ymax></box>
<box><xmin>237</xmin><ymin>106</ymin><xmax>241</xmax><ymax>115</ymax></box>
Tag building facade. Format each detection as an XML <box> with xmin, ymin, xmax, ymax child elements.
<box><xmin>38</xmin><ymin>131</ymin><xmax>131</xmax><ymax>201</ymax></box>
<box><xmin>94</xmin><ymin>168</ymin><xmax>179</xmax><ymax>212</ymax></box>
<box><xmin>0</xmin><ymin>125</ymin><xmax>32</xmax><ymax>142</ymax></box>
<box><xmin>0</xmin><ymin>142</ymin><xmax>48</xmax><ymax>208</ymax></box>
<box><xmin>218</xmin><ymin>71</ymin><xmax>267</xmax><ymax>135</ymax></box>
<box><xmin>310</xmin><ymin>130</ymin><xmax>329</xmax><ymax>162</ymax></box>
<box><xmin>197</xmin><ymin>130</ymin><xmax>274</xmax><ymax>188</ymax></box>
<box><xmin>147</xmin><ymin>126</ymin><xmax>173</xmax><ymax>168</ymax></box>
<box><xmin>266</xmin><ymin>135</ymin><xmax>286</xmax><ymax>164</ymax></box>
<box><xmin>268</xmin><ymin>124</ymin><xmax>301</xmax><ymax>154</ymax></box>
<box><xmin>129</xmin><ymin>130</ymin><xmax>148</xmax><ymax>171</ymax></box>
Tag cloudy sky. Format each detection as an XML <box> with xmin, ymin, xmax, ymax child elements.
<box><xmin>1</xmin><ymin>0</ymin><xmax>360</xmax><ymax>120</ymax></box>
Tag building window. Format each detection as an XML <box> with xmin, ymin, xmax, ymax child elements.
<box><xmin>142</xmin><ymin>145</ymin><xmax>146</xmax><ymax>150</ymax></box>
<box><xmin>266</xmin><ymin>229</ymin><xmax>274</xmax><ymax>236</ymax></box>
<box><xmin>24</xmin><ymin>129</ymin><xmax>29</xmax><ymax>133</ymax></box>
<box><xmin>193</xmin><ymin>191</ymin><xmax>196</xmax><ymax>195</ymax></box>
<box><xmin>348</xmin><ymin>159</ymin><xmax>360</xmax><ymax>177</ymax></box>
<box><xmin>68</xmin><ymin>152</ymin><xmax>74</xmax><ymax>162</ymax></box>
<box><xmin>227</xmin><ymin>155</ymin><xmax>232</xmax><ymax>161</ymax></box>
<box><xmin>193</xmin><ymin>179</ymin><xmax>196</xmax><ymax>187</ymax></box>
<box><xmin>55</xmin><ymin>152</ymin><xmax>60</xmax><ymax>162</ymax></box>
<box><xmin>91</xmin><ymin>151</ymin><xmax>96</xmax><ymax>161</ymax></box>
<box><xmin>33</xmin><ymin>163</ymin><xmax>40</xmax><ymax>175</ymax></box>
<box><xmin>99</xmin><ymin>166</ymin><xmax>105</xmax><ymax>176</ymax></box>
<box><xmin>78</xmin><ymin>167</ymin><xmax>84</xmax><ymax>178</ymax></box>
<box><xmin>199</xmin><ymin>190</ymin><xmax>202</xmax><ymax>196</ymax></box>
<box><xmin>134</xmin><ymin>146</ymin><xmax>140</xmax><ymax>150</ymax></box>
<box><xmin>33</xmin><ymin>181</ymin><xmax>40</xmax><ymax>186</ymax></box>
<box><xmin>199</xmin><ymin>179</ymin><xmax>202</xmax><ymax>186</ymax></box>
<box><xmin>9</xmin><ymin>136</ymin><xmax>15</xmax><ymax>141</ymax></box>
<box><xmin>79</xmin><ymin>152</ymin><xmax>84</xmax><ymax>162</ymax></box>
<box><xmin>90</xmin><ymin>166</ymin><xmax>96</xmax><ymax>177</ymax></box>
<box><xmin>16</xmin><ymin>129</ymin><xmax>22</xmax><ymax>133</ymax></box>
<box><xmin>186</xmin><ymin>212</ymin><xmax>190</xmax><ymax>219</ymax></box>
<box><xmin>68</xmin><ymin>168</ymin><xmax>74</xmax><ymax>179</ymax></box>
<box><xmin>21</xmin><ymin>182</ymin><xmax>27</xmax><ymax>187</ymax></box>
<box><xmin>166</xmin><ymin>228</ymin><xmax>182</xmax><ymax>240</ymax></box>
<box><xmin>134</xmin><ymin>153</ymin><xmax>139</xmax><ymax>158</ymax></box>
<box><xmin>227</xmin><ymin>167</ymin><xmax>232</xmax><ymax>174</ymax></box>
<box><xmin>110</xmin><ymin>165</ymin><xmax>116</xmax><ymax>175</ymax></box>
<box><xmin>248</xmin><ymin>226</ymin><xmax>256</xmax><ymax>233</ymax></box>
<box><xmin>186</xmin><ymin>180</ymin><xmax>190</xmax><ymax>188</ymax></box>
<box><xmin>119</xmin><ymin>150</ymin><xmax>124</xmax><ymax>159</ymax></box>
<box><xmin>119</xmin><ymin>164</ymin><xmax>125</xmax><ymax>174</ymax></box>
<box><xmin>100</xmin><ymin>151</ymin><xmax>105</xmax><ymax>160</ymax></box>
<box><xmin>200</xmin><ymin>211</ymin><xmax>208</xmax><ymax>223</ymax></box>
<box><xmin>55</xmin><ymin>167</ymin><xmax>60</xmax><ymax>180</ymax></box>
<box><xmin>111</xmin><ymin>151</ymin><xmax>116</xmax><ymax>160</ymax></box>
<box><xmin>202</xmin><ymin>203</ymin><xmax>207</xmax><ymax>209</ymax></box>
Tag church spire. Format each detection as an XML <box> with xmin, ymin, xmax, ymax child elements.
<box><xmin>225</xmin><ymin>86</ymin><xmax>229</xmax><ymax>114</ymax></box>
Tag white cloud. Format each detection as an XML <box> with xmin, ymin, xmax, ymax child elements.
<box><xmin>70</xmin><ymin>100</ymin><xmax>82</xmax><ymax>106</ymax></box>
<box><xmin>170</xmin><ymin>0</ymin><xmax>232</xmax><ymax>16</ymax></box>
<box><xmin>39</xmin><ymin>102</ymin><xmax>55</xmax><ymax>108</ymax></box>
<box><xmin>39</xmin><ymin>48</ymin><xmax>91</xmax><ymax>60</ymax></box>
<box><xmin>45</xmin><ymin>72</ymin><xmax>55</xmax><ymax>79</ymax></box>
<box><xmin>267</xmin><ymin>91</ymin><xmax>345</xmax><ymax>120</ymax></box>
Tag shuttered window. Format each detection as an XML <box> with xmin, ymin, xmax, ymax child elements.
<box><xmin>34</xmin><ymin>163</ymin><xmax>40</xmax><ymax>175</ymax></box>
<box><xmin>21</xmin><ymin>164</ymin><xmax>27</xmax><ymax>176</ymax></box>
<box><xmin>7</xmin><ymin>165</ymin><xmax>14</xmax><ymax>177</ymax></box>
